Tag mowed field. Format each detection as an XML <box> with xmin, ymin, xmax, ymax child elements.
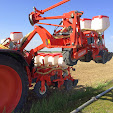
<box><xmin>72</xmin><ymin>58</ymin><xmax>113</xmax><ymax>87</ymax></box>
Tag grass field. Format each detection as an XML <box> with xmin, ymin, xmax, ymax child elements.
<box><xmin>22</xmin><ymin>58</ymin><xmax>113</xmax><ymax>113</ymax></box>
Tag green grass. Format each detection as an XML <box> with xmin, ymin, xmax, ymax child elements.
<box><xmin>82</xmin><ymin>82</ymin><xmax>113</xmax><ymax>113</ymax></box>
<box><xmin>22</xmin><ymin>81</ymin><xmax>113</xmax><ymax>113</ymax></box>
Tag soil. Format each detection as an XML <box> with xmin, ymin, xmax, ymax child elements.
<box><xmin>72</xmin><ymin>58</ymin><xmax>113</xmax><ymax>87</ymax></box>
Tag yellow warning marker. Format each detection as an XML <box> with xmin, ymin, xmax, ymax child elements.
<box><xmin>48</xmin><ymin>39</ymin><xmax>51</xmax><ymax>44</ymax></box>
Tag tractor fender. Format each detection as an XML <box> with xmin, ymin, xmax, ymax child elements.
<box><xmin>0</xmin><ymin>49</ymin><xmax>28</xmax><ymax>66</ymax></box>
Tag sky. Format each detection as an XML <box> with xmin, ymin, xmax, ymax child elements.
<box><xmin>0</xmin><ymin>0</ymin><xmax>113</xmax><ymax>51</ymax></box>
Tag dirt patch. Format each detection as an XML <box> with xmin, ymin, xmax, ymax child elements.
<box><xmin>72</xmin><ymin>58</ymin><xmax>113</xmax><ymax>87</ymax></box>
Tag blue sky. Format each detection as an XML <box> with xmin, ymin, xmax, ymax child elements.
<box><xmin>0</xmin><ymin>0</ymin><xmax>113</xmax><ymax>51</ymax></box>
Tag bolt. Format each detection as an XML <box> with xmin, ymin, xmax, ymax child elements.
<box><xmin>72</xmin><ymin>42</ymin><xmax>74</xmax><ymax>46</ymax></box>
<box><xmin>71</xmin><ymin>13</ymin><xmax>74</xmax><ymax>18</ymax></box>
<box><xmin>33</xmin><ymin>7</ymin><xmax>36</xmax><ymax>13</ymax></box>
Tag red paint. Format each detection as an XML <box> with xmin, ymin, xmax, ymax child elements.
<box><xmin>80</xmin><ymin>18</ymin><xmax>91</xmax><ymax>21</ymax></box>
<box><xmin>10</xmin><ymin>32</ymin><xmax>22</xmax><ymax>34</ymax></box>
<box><xmin>40</xmin><ymin>53</ymin><xmax>49</xmax><ymax>57</ymax></box>
<box><xmin>92</xmin><ymin>15</ymin><xmax>109</xmax><ymax>20</ymax></box>
<box><xmin>49</xmin><ymin>53</ymin><xmax>61</xmax><ymax>57</ymax></box>
<box><xmin>59</xmin><ymin>55</ymin><xmax>63</xmax><ymax>57</ymax></box>
<box><xmin>0</xmin><ymin>65</ymin><xmax>22</xmax><ymax>113</ymax></box>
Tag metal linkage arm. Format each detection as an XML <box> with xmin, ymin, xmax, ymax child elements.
<box><xmin>29</xmin><ymin>0</ymin><xmax>70</xmax><ymax>26</ymax></box>
<box><xmin>42</xmin><ymin>0</ymin><xmax>70</xmax><ymax>13</ymax></box>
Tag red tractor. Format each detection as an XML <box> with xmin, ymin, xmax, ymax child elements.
<box><xmin>0</xmin><ymin>0</ymin><xmax>112</xmax><ymax>112</ymax></box>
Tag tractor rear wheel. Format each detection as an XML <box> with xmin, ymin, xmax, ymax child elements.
<box><xmin>0</xmin><ymin>54</ymin><xmax>28</xmax><ymax>113</ymax></box>
<box><xmin>80</xmin><ymin>51</ymin><xmax>92</xmax><ymax>62</ymax></box>
<box><xmin>107</xmin><ymin>52</ymin><xmax>112</xmax><ymax>61</ymax></box>
<box><xmin>62</xmin><ymin>48</ymin><xmax>78</xmax><ymax>66</ymax></box>
<box><xmin>95</xmin><ymin>50</ymin><xmax>108</xmax><ymax>64</ymax></box>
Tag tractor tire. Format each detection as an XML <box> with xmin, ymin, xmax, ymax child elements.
<box><xmin>0</xmin><ymin>54</ymin><xmax>28</xmax><ymax>113</ymax></box>
<box><xmin>80</xmin><ymin>51</ymin><xmax>92</xmax><ymax>62</ymax></box>
<box><xmin>34</xmin><ymin>81</ymin><xmax>48</xmax><ymax>98</ymax></box>
<box><xmin>101</xmin><ymin>50</ymin><xmax>108</xmax><ymax>64</ymax></box>
<box><xmin>107</xmin><ymin>52</ymin><xmax>112</xmax><ymax>61</ymax></box>
<box><xmin>62</xmin><ymin>48</ymin><xmax>78</xmax><ymax>66</ymax></box>
<box><xmin>95</xmin><ymin>50</ymin><xmax>108</xmax><ymax>64</ymax></box>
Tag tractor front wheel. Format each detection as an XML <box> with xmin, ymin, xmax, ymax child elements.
<box><xmin>0</xmin><ymin>54</ymin><xmax>28</xmax><ymax>113</ymax></box>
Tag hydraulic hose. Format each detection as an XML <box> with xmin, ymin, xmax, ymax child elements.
<box><xmin>36</xmin><ymin>67</ymin><xmax>67</xmax><ymax>75</ymax></box>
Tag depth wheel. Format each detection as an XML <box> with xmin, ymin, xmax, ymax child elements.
<box><xmin>73</xmin><ymin>79</ymin><xmax>78</xmax><ymax>87</ymax></box>
<box><xmin>62</xmin><ymin>48</ymin><xmax>78</xmax><ymax>66</ymax></box>
<box><xmin>0</xmin><ymin>54</ymin><xmax>28</xmax><ymax>113</ymax></box>
<box><xmin>64</xmin><ymin>80</ymin><xmax>73</xmax><ymax>91</ymax></box>
<box><xmin>34</xmin><ymin>81</ymin><xmax>48</xmax><ymax>98</ymax></box>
